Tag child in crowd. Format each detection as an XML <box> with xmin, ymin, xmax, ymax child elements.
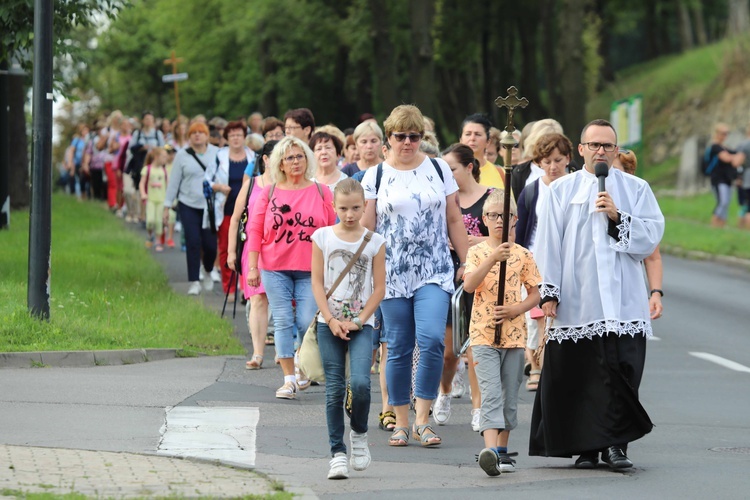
<box><xmin>163</xmin><ymin>145</ymin><xmax>177</xmax><ymax>248</ymax></box>
<box><xmin>462</xmin><ymin>189</ymin><xmax>540</xmax><ymax>476</ymax></box>
<box><xmin>139</xmin><ymin>146</ymin><xmax>169</xmax><ymax>252</ymax></box>
<box><xmin>311</xmin><ymin>178</ymin><xmax>386</xmax><ymax>480</ymax></box>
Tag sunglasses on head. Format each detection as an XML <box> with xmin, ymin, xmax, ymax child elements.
<box><xmin>391</xmin><ymin>133</ymin><xmax>422</xmax><ymax>143</ymax></box>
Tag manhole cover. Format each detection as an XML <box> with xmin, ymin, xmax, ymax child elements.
<box><xmin>709</xmin><ymin>447</ymin><xmax>750</xmax><ymax>454</ymax></box>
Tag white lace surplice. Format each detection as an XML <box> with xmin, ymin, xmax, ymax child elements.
<box><xmin>535</xmin><ymin>167</ymin><xmax>664</xmax><ymax>342</ymax></box>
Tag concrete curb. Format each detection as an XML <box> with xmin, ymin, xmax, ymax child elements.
<box><xmin>661</xmin><ymin>245</ymin><xmax>750</xmax><ymax>270</ymax></box>
<box><xmin>0</xmin><ymin>348</ymin><xmax>195</xmax><ymax>369</ymax></box>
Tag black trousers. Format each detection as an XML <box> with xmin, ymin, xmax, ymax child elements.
<box><xmin>179</xmin><ymin>202</ymin><xmax>217</xmax><ymax>282</ymax></box>
<box><xmin>529</xmin><ymin>332</ymin><xmax>653</xmax><ymax>458</ymax></box>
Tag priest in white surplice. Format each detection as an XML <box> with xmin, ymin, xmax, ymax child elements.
<box><xmin>528</xmin><ymin>119</ymin><xmax>664</xmax><ymax>470</ymax></box>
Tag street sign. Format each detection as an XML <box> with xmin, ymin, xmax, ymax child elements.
<box><xmin>162</xmin><ymin>72</ymin><xmax>188</xmax><ymax>83</ymax></box>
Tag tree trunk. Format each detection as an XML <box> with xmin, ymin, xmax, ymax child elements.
<box><xmin>258</xmin><ymin>36</ymin><xmax>277</xmax><ymax>116</ymax></box>
<box><xmin>540</xmin><ymin>0</ymin><xmax>560</xmax><ymax>117</ymax></box>
<box><xmin>727</xmin><ymin>0</ymin><xmax>750</xmax><ymax>36</ymax></box>
<box><xmin>517</xmin><ymin>1</ymin><xmax>544</xmax><ymax>122</ymax></box>
<box><xmin>410</xmin><ymin>0</ymin><xmax>436</xmax><ymax>120</ymax></box>
<box><xmin>644</xmin><ymin>0</ymin><xmax>661</xmax><ymax>58</ymax></box>
<box><xmin>692</xmin><ymin>2</ymin><xmax>708</xmax><ymax>45</ymax></box>
<box><xmin>557</xmin><ymin>0</ymin><xmax>590</xmax><ymax>144</ymax></box>
<box><xmin>369</xmin><ymin>0</ymin><xmax>398</xmax><ymax>115</ymax></box>
<box><xmin>9</xmin><ymin>75</ymin><xmax>29</xmax><ymax>209</ymax></box>
<box><xmin>677</xmin><ymin>0</ymin><xmax>695</xmax><ymax>51</ymax></box>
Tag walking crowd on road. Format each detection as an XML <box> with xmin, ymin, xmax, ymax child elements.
<box><xmin>62</xmin><ymin>103</ymin><xmax>665</xmax><ymax>481</ymax></box>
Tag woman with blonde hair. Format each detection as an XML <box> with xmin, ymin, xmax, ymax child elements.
<box><xmin>511</xmin><ymin>118</ymin><xmax>564</xmax><ymax>202</ymax></box>
<box><xmin>362</xmin><ymin>105</ymin><xmax>469</xmax><ymax>447</ymax></box>
<box><xmin>342</xmin><ymin>121</ymin><xmax>384</xmax><ymax>180</ymax></box>
<box><xmin>246</xmin><ymin>136</ymin><xmax>336</xmax><ymax>399</ymax></box>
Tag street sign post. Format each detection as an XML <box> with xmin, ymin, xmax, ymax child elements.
<box><xmin>162</xmin><ymin>72</ymin><xmax>188</xmax><ymax>83</ymax></box>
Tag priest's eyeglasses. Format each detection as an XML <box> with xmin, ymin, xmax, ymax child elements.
<box><xmin>582</xmin><ymin>142</ymin><xmax>617</xmax><ymax>152</ymax></box>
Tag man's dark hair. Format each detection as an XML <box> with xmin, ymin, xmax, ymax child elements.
<box><xmin>461</xmin><ymin>113</ymin><xmax>492</xmax><ymax>139</ymax></box>
<box><xmin>580</xmin><ymin>119</ymin><xmax>617</xmax><ymax>143</ymax></box>
<box><xmin>284</xmin><ymin>108</ymin><xmax>315</xmax><ymax>132</ymax></box>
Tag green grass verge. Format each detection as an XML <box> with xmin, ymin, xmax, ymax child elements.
<box><xmin>0</xmin><ymin>195</ymin><xmax>243</xmax><ymax>354</ymax></box>
<box><xmin>657</xmin><ymin>192</ymin><xmax>750</xmax><ymax>260</ymax></box>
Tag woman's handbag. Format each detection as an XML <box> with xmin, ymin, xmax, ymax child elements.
<box><xmin>298</xmin><ymin>230</ymin><xmax>373</xmax><ymax>383</ymax></box>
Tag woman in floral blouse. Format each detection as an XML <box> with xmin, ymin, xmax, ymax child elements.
<box><xmin>361</xmin><ymin>105</ymin><xmax>469</xmax><ymax>447</ymax></box>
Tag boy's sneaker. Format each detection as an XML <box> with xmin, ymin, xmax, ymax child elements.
<box><xmin>477</xmin><ymin>448</ymin><xmax>502</xmax><ymax>477</ymax></box>
<box><xmin>199</xmin><ymin>268</ymin><xmax>205</xmax><ymax>280</ymax></box>
<box><xmin>433</xmin><ymin>392</ymin><xmax>452</xmax><ymax>425</ymax></box>
<box><xmin>174</xmin><ymin>221</ymin><xmax>182</xmax><ymax>233</ymax></box>
<box><xmin>451</xmin><ymin>360</ymin><xmax>466</xmax><ymax>398</ymax></box>
<box><xmin>203</xmin><ymin>269</ymin><xmax>214</xmax><ymax>291</ymax></box>
<box><xmin>166</xmin><ymin>239</ymin><xmax>175</xmax><ymax>248</ymax></box>
<box><xmin>328</xmin><ymin>452</ymin><xmax>349</xmax><ymax>479</ymax></box>
<box><xmin>349</xmin><ymin>430</ymin><xmax>371</xmax><ymax>471</ymax></box>
<box><xmin>210</xmin><ymin>266</ymin><xmax>221</xmax><ymax>282</ymax></box>
<box><xmin>471</xmin><ymin>408</ymin><xmax>481</xmax><ymax>432</ymax></box>
<box><xmin>275</xmin><ymin>381</ymin><xmax>297</xmax><ymax>400</ymax></box>
<box><xmin>498</xmin><ymin>452</ymin><xmax>517</xmax><ymax>472</ymax></box>
<box><xmin>187</xmin><ymin>281</ymin><xmax>201</xmax><ymax>296</ymax></box>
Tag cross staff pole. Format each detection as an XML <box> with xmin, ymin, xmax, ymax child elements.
<box><xmin>164</xmin><ymin>51</ymin><xmax>183</xmax><ymax>118</ymax></box>
<box><xmin>493</xmin><ymin>86</ymin><xmax>528</xmax><ymax>344</ymax></box>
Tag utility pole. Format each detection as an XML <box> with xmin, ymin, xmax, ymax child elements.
<box><xmin>28</xmin><ymin>0</ymin><xmax>54</xmax><ymax>320</ymax></box>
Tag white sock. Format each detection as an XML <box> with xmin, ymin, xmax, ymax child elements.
<box><xmin>284</xmin><ymin>375</ymin><xmax>296</xmax><ymax>384</ymax></box>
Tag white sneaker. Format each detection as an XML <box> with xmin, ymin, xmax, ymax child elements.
<box><xmin>199</xmin><ymin>267</ymin><xmax>205</xmax><ymax>280</ymax></box>
<box><xmin>451</xmin><ymin>360</ymin><xmax>466</xmax><ymax>398</ymax></box>
<box><xmin>210</xmin><ymin>266</ymin><xmax>221</xmax><ymax>282</ymax></box>
<box><xmin>203</xmin><ymin>269</ymin><xmax>214</xmax><ymax>291</ymax></box>
<box><xmin>187</xmin><ymin>281</ymin><xmax>201</xmax><ymax>296</ymax></box>
<box><xmin>349</xmin><ymin>430</ymin><xmax>371</xmax><ymax>471</ymax></box>
<box><xmin>328</xmin><ymin>452</ymin><xmax>349</xmax><ymax>479</ymax></box>
<box><xmin>174</xmin><ymin>221</ymin><xmax>182</xmax><ymax>233</ymax></box>
<box><xmin>433</xmin><ymin>392</ymin><xmax>452</xmax><ymax>425</ymax></box>
<box><xmin>275</xmin><ymin>381</ymin><xmax>298</xmax><ymax>400</ymax></box>
<box><xmin>471</xmin><ymin>408</ymin><xmax>481</xmax><ymax>432</ymax></box>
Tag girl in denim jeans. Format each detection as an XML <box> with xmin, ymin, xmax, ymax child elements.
<box><xmin>311</xmin><ymin>179</ymin><xmax>386</xmax><ymax>479</ymax></box>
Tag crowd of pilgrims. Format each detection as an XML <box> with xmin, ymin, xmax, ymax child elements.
<box><xmin>62</xmin><ymin>105</ymin><xmax>665</xmax><ymax>480</ymax></box>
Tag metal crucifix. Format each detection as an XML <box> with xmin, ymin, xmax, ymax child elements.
<box><xmin>493</xmin><ymin>86</ymin><xmax>528</xmax><ymax>344</ymax></box>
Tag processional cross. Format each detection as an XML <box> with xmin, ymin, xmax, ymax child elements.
<box><xmin>493</xmin><ymin>86</ymin><xmax>528</xmax><ymax>344</ymax></box>
<box><xmin>164</xmin><ymin>51</ymin><xmax>184</xmax><ymax>117</ymax></box>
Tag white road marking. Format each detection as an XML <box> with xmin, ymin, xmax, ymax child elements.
<box><xmin>689</xmin><ymin>352</ymin><xmax>750</xmax><ymax>373</ymax></box>
<box><xmin>157</xmin><ymin>406</ymin><xmax>259</xmax><ymax>468</ymax></box>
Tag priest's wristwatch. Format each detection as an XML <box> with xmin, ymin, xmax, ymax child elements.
<box><xmin>352</xmin><ymin>317</ymin><xmax>363</xmax><ymax>330</ymax></box>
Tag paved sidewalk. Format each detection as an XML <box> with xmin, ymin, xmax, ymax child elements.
<box><xmin>0</xmin><ymin>444</ymin><xmax>278</xmax><ymax>498</ymax></box>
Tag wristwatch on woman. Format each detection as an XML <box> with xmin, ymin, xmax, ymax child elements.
<box><xmin>649</xmin><ymin>289</ymin><xmax>664</xmax><ymax>297</ymax></box>
<box><xmin>352</xmin><ymin>317</ymin><xmax>363</xmax><ymax>330</ymax></box>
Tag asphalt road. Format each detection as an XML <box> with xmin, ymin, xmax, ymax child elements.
<box><xmin>1</xmin><ymin>253</ymin><xmax>749</xmax><ymax>499</ymax></box>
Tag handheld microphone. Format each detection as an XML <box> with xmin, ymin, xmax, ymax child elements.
<box><xmin>594</xmin><ymin>162</ymin><xmax>609</xmax><ymax>192</ymax></box>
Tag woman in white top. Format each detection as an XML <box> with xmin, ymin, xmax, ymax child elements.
<box><xmin>361</xmin><ymin>105</ymin><xmax>469</xmax><ymax>447</ymax></box>
<box><xmin>312</xmin><ymin>178</ymin><xmax>386</xmax><ymax>479</ymax></box>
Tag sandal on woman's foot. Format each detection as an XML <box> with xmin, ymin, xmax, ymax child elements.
<box><xmin>388</xmin><ymin>427</ymin><xmax>410</xmax><ymax>447</ymax></box>
<box><xmin>379</xmin><ymin>410</ymin><xmax>396</xmax><ymax>431</ymax></box>
<box><xmin>413</xmin><ymin>423</ymin><xmax>441</xmax><ymax>447</ymax></box>
<box><xmin>526</xmin><ymin>369</ymin><xmax>541</xmax><ymax>391</ymax></box>
<box><xmin>245</xmin><ymin>355</ymin><xmax>263</xmax><ymax>370</ymax></box>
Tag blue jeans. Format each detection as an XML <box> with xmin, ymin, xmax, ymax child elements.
<box><xmin>712</xmin><ymin>182</ymin><xmax>732</xmax><ymax>220</ymax></box>
<box><xmin>380</xmin><ymin>284</ymin><xmax>450</xmax><ymax>406</ymax></box>
<box><xmin>318</xmin><ymin>323</ymin><xmax>373</xmax><ymax>456</ymax></box>
<box><xmin>261</xmin><ymin>270</ymin><xmax>316</xmax><ymax>359</ymax></box>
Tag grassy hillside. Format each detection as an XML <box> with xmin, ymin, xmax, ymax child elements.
<box><xmin>587</xmin><ymin>39</ymin><xmax>734</xmax><ymax>187</ymax></box>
